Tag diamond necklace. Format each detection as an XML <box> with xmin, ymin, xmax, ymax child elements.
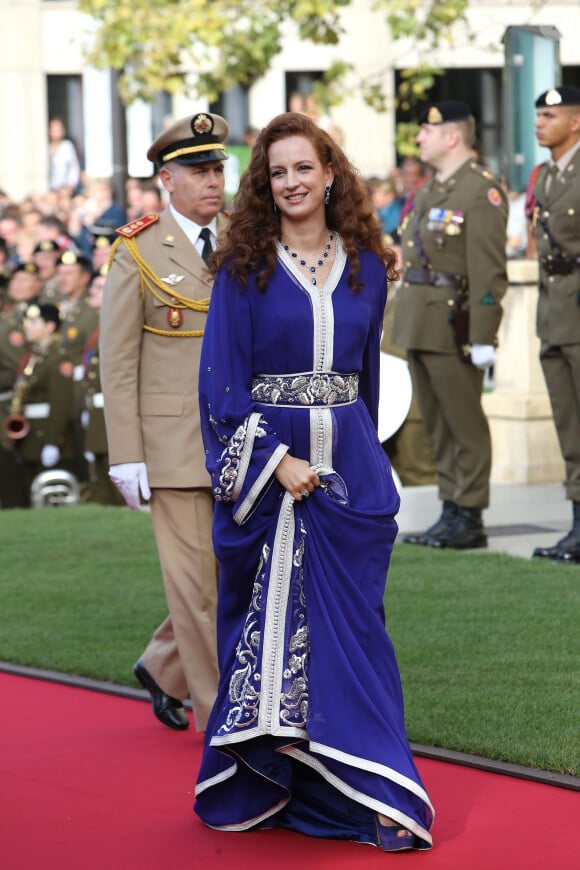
<box><xmin>282</xmin><ymin>232</ymin><xmax>334</xmax><ymax>285</ymax></box>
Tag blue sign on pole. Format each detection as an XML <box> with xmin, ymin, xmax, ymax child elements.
<box><xmin>502</xmin><ymin>25</ymin><xmax>561</xmax><ymax>192</ymax></box>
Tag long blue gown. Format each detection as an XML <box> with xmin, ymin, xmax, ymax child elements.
<box><xmin>194</xmin><ymin>239</ymin><xmax>434</xmax><ymax>849</ymax></box>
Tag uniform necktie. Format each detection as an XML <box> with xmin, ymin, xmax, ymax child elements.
<box><xmin>545</xmin><ymin>163</ymin><xmax>559</xmax><ymax>196</ymax></box>
<box><xmin>199</xmin><ymin>227</ymin><xmax>213</xmax><ymax>265</ymax></box>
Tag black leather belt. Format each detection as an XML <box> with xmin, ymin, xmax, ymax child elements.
<box><xmin>405</xmin><ymin>267</ymin><xmax>468</xmax><ymax>290</ymax></box>
<box><xmin>540</xmin><ymin>257</ymin><xmax>580</xmax><ymax>276</ymax></box>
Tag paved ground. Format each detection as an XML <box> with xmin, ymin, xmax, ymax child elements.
<box><xmin>395</xmin><ymin>481</ymin><xmax>573</xmax><ymax>560</ymax></box>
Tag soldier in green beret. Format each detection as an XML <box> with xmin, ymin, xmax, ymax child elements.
<box><xmin>393</xmin><ymin>100</ymin><xmax>508</xmax><ymax>549</ymax></box>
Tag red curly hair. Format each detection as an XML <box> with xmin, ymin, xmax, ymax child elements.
<box><xmin>212</xmin><ymin>112</ymin><xmax>399</xmax><ymax>291</ymax></box>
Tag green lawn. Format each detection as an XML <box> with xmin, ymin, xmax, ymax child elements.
<box><xmin>0</xmin><ymin>505</ymin><xmax>578</xmax><ymax>776</ymax></box>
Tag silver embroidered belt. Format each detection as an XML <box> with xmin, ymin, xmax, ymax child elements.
<box><xmin>251</xmin><ymin>371</ymin><xmax>359</xmax><ymax>407</ymax></box>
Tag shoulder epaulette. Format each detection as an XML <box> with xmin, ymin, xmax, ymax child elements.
<box><xmin>116</xmin><ymin>213</ymin><xmax>160</xmax><ymax>238</ymax></box>
<box><xmin>468</xmin><ymin>161</ymin><xmax>499</xmax><ymax>183</ymax></box>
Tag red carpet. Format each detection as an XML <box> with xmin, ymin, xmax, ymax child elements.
<box><xmin>0</xmin><ymin>673</ymin><xmax>577</xmax><ymax>869</ymax></box>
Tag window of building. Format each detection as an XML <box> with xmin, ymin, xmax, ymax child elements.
<box><xmin>47</xmin><ymin>74</ymin><xmax>84</xmax><ymax>170</ymax></box>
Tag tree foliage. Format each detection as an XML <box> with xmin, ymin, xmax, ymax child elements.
<box><xmin>78</xmin><ymin>0</ymin><xmax>350</xmax><ymax>104</ymax></box>
<box><xmin>78</xmin><ymin>0</ymin><xmax>542</xmax><ymax>153</ymax></box>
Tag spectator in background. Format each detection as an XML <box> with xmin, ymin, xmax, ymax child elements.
<box><xmin>35</xmin><ymin>214</ymin><xmax>70</xmax><ymax>250</ymax></box>
<box><xmin>81</xmin><ymin>264</ymin><xmax>124</xmax><ymax>506</ymax></box>
<box><xmin>70</xmin><ymin>178</ymin><xmax>126</xmax><ymax>258</ymax></box>
<box><xmin>0</xmin><ymin>212</ymin><xmax>23</xmax><ymax>269</ymax></box>
<box><xmin>48</xmin><ymin>117</ymin><xmax>81</xmax><ymax>194</ymax></box>
<box><xmin>369</xmin><ymin>177</ymin><xmax>404</xmax><ymax>243</ymax></box>
<box><xmin>505</xmin><ymin>187</ymin><xmax>528</xmax><ymax>259</ymax></box>
<box><xmin>139</xmin><ymin>180</ymin><xmax>166</xmax><ymax>216</ymax></box>
<box><xmin>33</xmin><ymin>240</ymin><xmax>63</xmax><ymax>305</ymax></box>
<box><xmin>56</xmin><ymin>250</ymin><xmax>99</xmax><ymax>486</ymax></box>
<box><xmin>0</xmin><ymin>238</ymin><xmax>10</xmax><ymax>304</ymax></box>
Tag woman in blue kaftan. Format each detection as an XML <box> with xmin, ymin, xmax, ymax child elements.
<box><xmin>194</xmin><ymin>112</ymin><xmax>434</xmax><ymax>852</ymax></box>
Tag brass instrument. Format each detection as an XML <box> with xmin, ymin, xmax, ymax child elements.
<box><xmin>4</xmin><ymin>354</ymin><xmax>38</xmax><ymax>441</ymax></box>
<box><xmin>30</xmin><ymin>469</ymin><xmax>81</xmax><ymax>508</ymax></box>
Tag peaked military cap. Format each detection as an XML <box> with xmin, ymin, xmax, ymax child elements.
<box><xmin>88</xmin><ymin>219</ymin><xmax>119</xmax><ymax>242</ymax></box>
<box><xmin>25</xmin><ymin>303</ymin><xmax>61</xmax><ymax>326</ymax></box>
<box><xmin>12</xmin><ymin>261</ymin><xmax>40</xmax><ymax>275</ymax></box>
<box><xmin>57</xmin><ymin>249</ymin><xmax>92</xmax><ymax>270</ymax></box>
<box><xmin>535</xmin><ymin>86</ymin><xmax>580</xmax><ymax>108</ymax></box>
<box><xmin>147</xmin><ymin>112</ymin><xmax>229</xmax><ymax>167</ymax></box>
<box><xmin>33</xmin><ymin>240</ymin><xmax>60</xmax><ymax>254</ymax></box>
<box><xmin>418</xmin><ymin>100</ymin><xmax>472</xmax><ymax>125</ymax></box>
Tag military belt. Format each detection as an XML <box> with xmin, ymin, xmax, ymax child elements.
<box><xmin>540</xmin><ymin>257</ymin><xmax>580</xmax><ymax>276</ymax></box>
<box><xmin>405</xmin><ymin>267</ymin><xmax>468</xmax><ymax>290</ymax></box>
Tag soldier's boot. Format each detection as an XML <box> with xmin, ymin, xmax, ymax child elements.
<box><xmin>534</xmin><ymin>500</ymin><xmax>580</xmax><ymax>563</ymax></box>
<box><xmin>402</xmin><ymin>500</ymin><xmax>458</xmax><ymax>547</ymax></box>
<box><xmin>437</xmin><ymin>506</ymin><xmax>488</xmax><ymax>550</ymax></box>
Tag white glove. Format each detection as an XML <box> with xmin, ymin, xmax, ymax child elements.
<box><xmin>84</xmin><ymin>451</ymin><xmax>96</xmax><ymax>463</ymax></box>
<box><xmin>80</xmin><ymin>410</ymin><xmax>90</xmax><ymax>429</ymax></box>
<box><xmin>41</xmin><ymin>444</ymin><xmax>60</xmax><ymax>467</ymax></box>
<box><xmin>471</xmin><ymin>344</ymin><xmax>496</xmax><ymax>370</ymax></box>
<box><xmin>109</xmin><ymin>461</ymin><xmax>151</xmax><ymax>510</ymax></box>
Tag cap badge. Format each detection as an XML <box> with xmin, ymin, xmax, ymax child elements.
<box><xmin>191</xmin><ymin>113</ymin><xmax>214</xmax><ymax>136</ymax></box>
<box><xmin>60</xmin><ymin>250</ymin><xmax>78</xmax><ymax>265</ymax></box>
<box><xmin>427</xmin><ymin>106</ymin><xmax>443</xmax><ymax>124</ymax></box>
<box><xmin>25</xmin><ymin>304</ymin><xmax>41</xmax><ymax>320</ymax></box>
<box><xmin>545</xmin><ymin>89</ymin><xmax>562</xmax><ymax>106</ymax></box>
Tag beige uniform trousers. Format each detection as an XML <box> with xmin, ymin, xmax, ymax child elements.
<box><xmin>141</xmin><ymin>487</ymin><xmax>219</xmax><ymax>731</ymax></box>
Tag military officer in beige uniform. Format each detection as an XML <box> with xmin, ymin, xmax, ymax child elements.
<box><xmin>393</xmin><ymin>100</ymin><xmax>508</xmax><ymax>549</ymax></box>
<box><xmin>100</xmin><ymin>112</ymin><xmax>230</xmax><ymax>731</ymax></box>
<box><xmin>530</xmin><ymin>86</ymin><xmax>580</xmax><ymax>564</ymax></box>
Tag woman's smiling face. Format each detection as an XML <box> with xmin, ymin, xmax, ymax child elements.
<box><xmin>268</xmin><ymin>136</ymin><xmax>333</xmax><ymax>223</ymax></box>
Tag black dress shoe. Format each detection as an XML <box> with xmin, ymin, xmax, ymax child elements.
<box><xmin>437</xmin><ymin>507</ymin><xmax>488</xmax><ymax>550</ymax></box>
<box><xmin>133</xmin><ymin>660</ymin><xmax>189</xmax><ymax>730</ymax></box>
<box><xmin>533</xmin><ymin>528</ymin><xmax>580</xmax><ymax>561</ymax></box>
<box><xmin>556</xmin><ymin>546</ymin><xmax>580</xmax><ymax>565</ymax></box>
<box><xmin>402</xmin><ymin>500</ymin><xmax>458</xmax><ymax>547</ymax></box>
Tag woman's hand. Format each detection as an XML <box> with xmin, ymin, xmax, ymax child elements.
<box><xmin>275</xmin><ymin>453</ymin><xmax>320</xmax><ymax>501</ymax></box>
